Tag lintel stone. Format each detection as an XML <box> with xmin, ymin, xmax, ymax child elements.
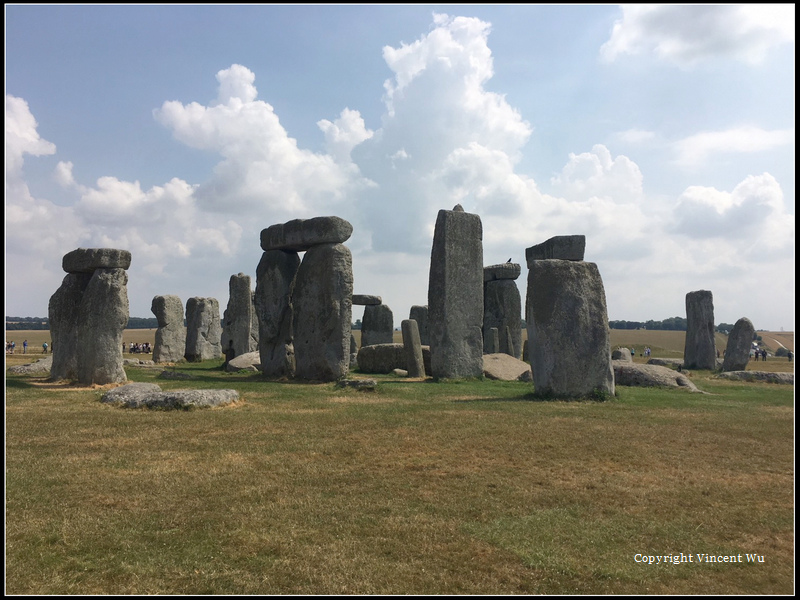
<box><xmin>63</xmin><ymin>248</ymin><xmax>132</xmax><ymax>273</ymax></box>
<box><xmin>484</xmin><ymin>263</ymin><xmax>521</xmax><ymax>281</ymax></box>
<box><xmin>260</xmin><ymin>216</ymin><xmax>353</xmax><ymax>252</ymax></box>
<box><xmin>353</xmin><ymin>294</ymin><xmax>382</xmax><ymax>305</ymax></box>
<box><xmin>525</xmin><ymin>235</ymin><xmax>585</xmax><ymax>266</ymax></box>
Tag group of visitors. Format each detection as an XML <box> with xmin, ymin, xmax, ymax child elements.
<box><xmin>750</xmin><ymin>348</ymin><xmax>768</xmax><ymax>361</ymax></box>
<box><xmin>630</xmin><ymin>347</ymin><xmax>651</xmax><ymax>359</ymax></box>
<box><xmin>126</xmin><ymin>342</ymin><xmax>152</xmax><ymax>354</ymax></box>
<box><xmin>6</xmin><ymin>340</ymin><xmax>50</xmax><ymax>354</ymax></box>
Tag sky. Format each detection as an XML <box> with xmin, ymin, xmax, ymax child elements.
<box><xmin>5</xmin><ymin>4</ymin><xmax>795</xmax><ymax>332</ymax></box>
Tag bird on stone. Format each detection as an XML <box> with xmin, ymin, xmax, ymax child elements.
<box><xmin>507</xmin><ymin>258</ymin><xmax>512</xmax><ymax>263</ymax></box>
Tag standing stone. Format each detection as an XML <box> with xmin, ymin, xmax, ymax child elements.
<box><xmin>49</xmin><ymin>247</ymin><xmax>131</xmax><ymax>385</ymax></box>
<box><xmin>76</xmin><ymin>268</ymin><xmax>129</xmax><ymax>385</ymax></box>
<box><xmin>361</xmin><ymin>304</ymin><xmax>394</xmax><ymax>347</ymax></box>
<box><xmin>293</xmin><ymin>243</ymin><xmax>353</xmax><ymax>381</ymax></box>
<box><xmin>255</xmin><ymin>249</ymin><xmax>301</xmax><ymax>378</ymax></box>
<box><xmin>401</xmin><ymin>319</ymin><xmax>426</xmax><ymax>377</ymax></box>
<box><xmin>485</xmin><ymin>327</ymin><xmax>500</xmax><ymax>354</ymax></box>
<box><xmin>221</xmin><ymin>273</ymin><xmax>258</xmax><ymax>358</ymax></box>
<box><xmin>48</xmin><ymin>272</ymin><xmax>92</xmax><ymax>381</ymax></box>
<box><xmin>722</xmin><ymin>317</ymin><xmax>755</xmax><ymax>372</ymax></box>
<box><xmin>526</xmin><ymin>259</ymin><xmax>614</xmax><ymax>398</ymax></box>
<box><xmin>483</xmin><ymin>274</ymin><xmax>522</xmax><ymax>360</ymax></box>
<box><xmin>684</xmin><ymin>290</ymin><xmax>716</xmax><ymax>370</ymax></box>
<box><xmin>151</xmin><ymin>295</ymin><xmax>186</xmax><ymax>363</ymax></box>
<box><xmin>409</xmin><ymin>305</ymin><xmax>429</xmax><ymax>346</ymax></box>
<box><xmin>428</xmin><ymin>207</ymin><xmax>484</xmax><ymax>379</ymax></box>
<box><xmin>185</xmin><ymin>297</ymin><xmax>222</xmax><ymax>362</ymax></box>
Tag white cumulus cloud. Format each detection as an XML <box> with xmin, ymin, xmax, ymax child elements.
<box><xmin>672</xmin><ymin>126</ymin><xmax>794</xmax><ymax>167</ymax></box>
<box><xmin>600</xmin><ymin>5</ymin><xmax>795</xmax><ymax>66</ymax></box>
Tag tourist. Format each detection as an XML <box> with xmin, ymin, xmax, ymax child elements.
<box><xmin>787</xmin><ymin>350</ymin><xmax>793</xmax><ymax>362</ymax></box>
<box><xmin>42</xmin><ymin>342</ymin><xmax>48</xmax><ymax>353</ymax></box>
<box><xmin>23</xmin><ymin>339</ymin><xmax>28</xmax><ymax>354</ymax></box>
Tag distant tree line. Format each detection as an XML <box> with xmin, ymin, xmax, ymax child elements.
<box><xmin>6</xmin><ymin>316</ymin><xmax>159</xmax><ymax>330</ymax></box>
<box><xmin>609</xmin><ymin>318</ymin><xmax>740</xmax><ymax>334</ymax></box>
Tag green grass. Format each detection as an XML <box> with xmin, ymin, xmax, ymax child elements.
<box><xmin>5</xmin><ymin>360</ymin><xmax>794</xmax><ymax>594</ymax></box>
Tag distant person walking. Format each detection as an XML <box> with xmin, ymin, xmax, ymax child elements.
<box><xmin>42</xmin><ymin>342</ymin><xmax>48</xmax><ymax>353</ymax></box>
<box><xmin>22</xmin><ymin>339</ymin><xmax>28</xmax><ymax>354</ymax></box>
<box><xmin>787</xmin><ymin>350</ymin><xmax>793</xmax><ymax>362</ymax></box>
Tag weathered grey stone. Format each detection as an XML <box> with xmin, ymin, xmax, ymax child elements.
<box><xmin>409</xmin><ymin>305</ymin><xmax>429</xmax><ymax>346</ymax></box>
<box><xmin>158</xmin><ymin>370</ymin><xmax>193</xmax><ymax>380</ymax></box>
<box><xmin>221</xmin><ymin>273</ymin><xmax>258</xmax><ymax>359</ymax></box>
<box><xmin>260</xmin><ymin>216</ymin><xmax>353</xmax><ymax>252</ymax></box>
<box><xmin>684</xmin><ymin>290</ymin><xmax>716</xmax><ymax>370</ymax></box>
<box><xmin>356</xmin><ymin>343</ymin><xmax>432</xmax><ymax>375</ymax></box>
<box><xmin>352</xmin><ymin>294</ymin><xmax>382</xmax><ymax>306</ymax></box>
<box><xmin>76</xmin><ymin>268</ymin><xmax>129</xmax><ymax>385</ymax></box>
<box><xmin>483</xmin><ymin>353</ymin><xmax>532</xmax><ymax>382</ymax></box>
<box><xmin>722</xmin><ymin>317</ymin><xmax>755</xmax><ymax>372</ymax></box>
<box><xmin>611</xmin><ymin>347</ymin><xmax>632</xmax><ymax>362</ymax></box>
<box><xmin>48</xmin><ymin>272</ymin><xmax>92</xmax><ymax>381</ymax></box>
<box><xmin>184</xmin><ymin>297</ymin><xmax>222</xmax><ymax>362</ymax></box>
<box><xmin>401</xmin><ymin>319</ymin><xmax>426</xmax><ymax>377</ymax></box>
<box><xmin>361</xmin><ymin>304</ymin><xmax>394</xmax><ymax>347</ymax></box>
<box><xmin>350</xmin><ymin>333</ymin><xmax>358</xmax><ymax>354</ymax></box>
<box><xmin>7</xmin><ymin>355</ymin><xmax>53</xmax><ymax>376</ymax></box>
<box><xmin>483</xmin><ymin>278</ymin><xmax>522</xmax><ymax>359</ymax></box>
<box><xmin>101</xmin><ymin>383</ymin><xmax>239</xmax><ymax>409</ymax></box>
<box><xmin>151</xmin><ymin>295</ymin><xmax>186</xmax><ymax>363</ymax></box>
<box><xmin>647</xmin><ymin>357</ymin><xmax>684</xmax><ymax>368</ymax></box>
<box><xmin>428</xmin><ymin>208</ymin><xmax>484</xmax><ymax>379</ymax></box>
<box><xmin>62</xmin><ymin>248</ymin><xmax>132</xmax><ymax>273</ymax></box>
<box><xmin>485</xmin><ymin>327</ymin><xmax>500</xmax><ymax>354</ymax></box>
<box><xmin>484</xmin><ymin>263</ymin><xmax>521</xmax><ymax>282</ymax></box>
<box><xmin>525</xmin><ymin>235</ymin><xmax>585</xmax><ymax>267</ymax></box>
<box><xmin>526</xmin><ymin>259</ymin><xmax>614</xmax><ymax>398</ymax></box>
<box><xmin>293</xmin><ymin>243</ymin><xmax>353</xmax><ymax>381</ymax></box>
<box><xmin>225</xmin><ymin>351</ymin><xmax>261</xmax><ymax>372</ymax></box>
<box><xmin>613</xmin><ymin>362</ymin><xmax>701</xmax><ymax>392</ymax></box>
<box><xmin>335</xmin><ymin>379</ymin><xmax>377</xmax><ymax>391</ymax></box>
<box><xmin>714</xmin><ymin>371</ymin><xmax>793</xmax><ymax>385</ymax></box>
<box><xmin>255</xmin><ymin>249</ymin><xmax>301</xmax><ymax>378</ymax></box>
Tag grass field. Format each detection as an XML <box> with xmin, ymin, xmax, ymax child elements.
<box><xmin>5</xmin><ymin>328</ymin><xmax>795</xmax><ymax>594</ymax></box>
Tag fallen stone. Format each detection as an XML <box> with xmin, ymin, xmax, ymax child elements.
<box><xmin>482</xmin><ymin>353</ymin><xmax>532</xmax><ymax>381</ymax></box>
<box><xmin>714</xmin><ymin>371</ymin><xmax>793</xmax><ymax>385</ymax></box>
<box><xmin>225</xmin><ymin>351</ymin><xmax>261</xmax><ymax>372</ymax></box>
<box><xmin>335</xmin><ymin>379</ymin><xmax>377</xmax><ymax>391</ymax></box>
<box><xmin>613</xmin><ymin>361</ymin><xmax>702</xmax><ymax>392</ymax></box>
<box><xmin>101</xmin><ymin>383</ymin><xmax>239</xmax><ymax>409</ymax></box>
<box><xmin>7</xmin><ymin>355</ymin><xmax>53</xmax><ymax>375</ymax></box>
<box><xmin>612</xmin><ymin>348</ymin><xmax>632</xmax><ymax>362</ymax></box>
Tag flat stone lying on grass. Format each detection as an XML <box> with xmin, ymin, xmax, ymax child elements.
<box><xmin>101</xmin><ymin>382</ymin><xmax>239</xmax><ymax>409</ymax></box>
<box><xmin>225</xmin><ymin>351</ymin><xmax>261</xmax><ymax>372</ymax></box>
<box><xmin>613</xmin><ymin>361</ymin><xmax>702</xmax><ymax>392</ymax></box>
<box><xmin>123</xmin><ymin>358</ymin><xmax>155</xmax><ymax>366</ymax></box>
<box><xmin>158</xmin><ymin>370</ymin><xmax>194</xmax><ymax>380</ymax></box>
<box><xmin>714</xmin><ymin>371</ymin><xmax>794</xmax><ymax>385</ymax></box>
<box><xmin>647</xmin><ymin>358</ymin><xmax>684</xmax><ymax>368</ymax></box>
<box><xmin>7</xmin><ymin>355</ymin><xmax>53</xmax><ymax>375</ymax></box>
<box><xmin>483</xmin><ymin>353</ymin><xmax>532</xmax><ymax>382</ymax></box>
<box><xmin>335</xmin><ymin>379</ymin><xmax>377</xmax><ymax>391</ymax></box>
<box><xmin>356</xmin><ymin>343</ymin><xmax>432</xmax><ymax>375</ymax></box>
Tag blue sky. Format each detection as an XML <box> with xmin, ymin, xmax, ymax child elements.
<box><xmin>5</xmin><ymin>5</ymin><xmax>795</xmax><ymax>332</ymax></box>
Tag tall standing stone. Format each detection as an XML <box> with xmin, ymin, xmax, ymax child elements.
<box><xmin>722</xmin><ymin>317</ymin><xmax>756</xmax><ymax>372</ymax></box>
<box><xmin>292</xmin><ymin>243</ymin><xmax>353</xmax><ymax>381</ymax></box>
<box><xmin>361</xmin><ymin>303</ymin><xmax>394</xmax><ymax>347</ymax></box>
<box><xmin>76</xmin><ymin>268</ymin><xmax>129</xmax><ymax>385</ymax></box>
<box><xmin>483</xmin><ymin>263</ymin><xmax>522</xmax><ymax>359</ymax></box>
<box><xmin>428</xmin><ymin>207</ymin><xmax>484</xmax><ymax>379</ymax></box>
<box><xmin>684</xmin><ymin>290</ymin><xmax>716</xmax><ymax>370</ymax></box>
<box><xmin>255</xmin><ymin>249</ymin><xmax>301</xmax><ymax>378</ymax></box>
<box><xmin>185</xmin><ymin>297</ymin><xmax>222</xmax><ymax>362</ymax></box>
<box><xmin>48</xmin><ymin>272</ymin><xmax>92</xmax><ymax>381</ymax></box>
<box><xmin>48</xmin><ymin>248</ymin><xmax>131</xmax><ymax>385</ymax></box>
<box><xmin>221</xmin><ymin>273</ymin><xmax>258</xmax><ymax>358</ymax></box>
<box><xmin>526</xmin><ymin>259</ymin><xmax>614</xmax><ymax>398</ymax></box>
<box><xmin>401</xmin><ymin>319</ymin><xmax>426</xmax><ymax>377</ymax></box>
<box><xmin>409</xmin><ymin>305</ymin><xmax>429</xmax><ymax>346</ymax></box>
<box><xmin>151</xmin><ymin>295</ymin><xmax>186</xmax><ymax>363</ymax></box>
